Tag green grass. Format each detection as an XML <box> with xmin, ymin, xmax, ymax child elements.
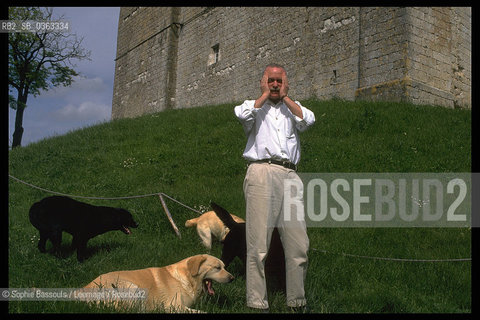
<box><xmin>8</xmin><ymin>99</ymin><xmax>471</xmax><ymax>313</ymax></box>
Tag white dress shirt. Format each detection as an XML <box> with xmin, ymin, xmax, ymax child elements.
<box><xmin>234</xmin><ymin>99</ymin><xmax>315</xmax><ymax>165</ymax></box>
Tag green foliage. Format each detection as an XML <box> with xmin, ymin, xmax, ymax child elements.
<box><xmin>8</xmin><ymin>7</ymin><xmax>87</xmax><ymax>99</ymax></box>
<box><xmin>8</xmin><ymin>7</ymin><xmax>90</xmax><ymax>147</ymax></box>
<box><xmin>8</xmin><ymin>100</ymin><xmax>471</xmax><ymax>313</ymax></box>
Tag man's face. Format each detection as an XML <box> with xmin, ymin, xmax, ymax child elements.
<box><xmin>265</xmin><ymin>67</ymin><xmax>284</xmax><ymax>103</ymax></box>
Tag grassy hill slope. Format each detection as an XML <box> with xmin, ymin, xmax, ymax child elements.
<box><xmin>8</xmin><ymin>99</ymin><xmax>471</xmax><ymax>313</ymax></box>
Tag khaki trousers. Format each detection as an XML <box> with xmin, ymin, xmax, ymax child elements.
<box><xmin>244</xmin><ymin>162</ymin><xmax>309</xmax><ymax>309</ymax></box>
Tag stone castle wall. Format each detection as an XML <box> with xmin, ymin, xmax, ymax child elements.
<box><xmin>112</xmin><ymin>7</ymin><xmax>471</xmax><ymax>119</ymax></box>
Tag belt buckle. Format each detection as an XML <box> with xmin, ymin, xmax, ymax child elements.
<box><xmin>282</xmin><ymin>160</ymin><xmax>296</xmax><ymax>171</ymax></box>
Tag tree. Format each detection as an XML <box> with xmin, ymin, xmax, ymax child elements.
<box><xmin>8</xmin><ymin>7</ymin><xmax>90</xmax><ymax>148</ymax></box>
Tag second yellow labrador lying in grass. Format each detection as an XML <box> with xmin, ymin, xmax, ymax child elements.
<box><xmin>83</xmin><ymin>254</ymin><xmax>234</xmax><ymax>313</ymax></box>
<box><xmin>185</xmin><ymin>210</ymin><xmax>245</xmax><ymax>249</ymax></box>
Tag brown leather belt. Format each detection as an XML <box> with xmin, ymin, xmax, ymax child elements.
<box><xmin>249</xmin><ymin>159</ymin><xmax>297</xmax><ymax>171</ymax></box>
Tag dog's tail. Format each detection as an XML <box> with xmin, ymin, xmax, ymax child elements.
<box><xmin>185</xmin><ymin>216</ymin><xmax>199</xmax><ymax>227</ymax></box>
<box><xmin>210</xmin><ymin>202</ymin><xmax>239</xmax><ymax>229</ymax></box>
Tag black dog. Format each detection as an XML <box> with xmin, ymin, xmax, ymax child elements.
<box><xmin>211</xmin><ymin>202</ymin><xmax>286</xmax><ymax>290</ymax></box>
<box><xmin>29</xmin><ymin>196</ymin><xmax>138</xmax><ymax>262</ymax></box>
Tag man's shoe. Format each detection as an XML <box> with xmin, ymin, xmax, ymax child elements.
<box><xmin>248</xmin><ymin>307</ymin><xmax>269</xmax><ymax>313</ymax></box>
<box><xmin>289</xmin><ymin>305</ymin><xmax>309</xmax><ymax>313</ymax></box>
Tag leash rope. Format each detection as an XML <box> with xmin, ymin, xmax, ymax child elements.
<box><xmin>9</xmin><ymin>174</ymin><xmax>200</xmax><ymax>212</ymax></box>
<box><xmin>8</xmin><ymin>174</ymin><xmax>161</xmax><ymax>200</ymax></box>
<box><xmin>311</xmin><ymin>248</ymin><xmax>471</xmax><ymax>262</ymax></box>
<box><xmin>158</xmin><ymin>192</ymin><xmax>202</xmax><ymax>214</ymax></box>
<box><xmin>9</xmin><ymin>174</ymin><xmax>472</xmax><ymax>262</ymax></box>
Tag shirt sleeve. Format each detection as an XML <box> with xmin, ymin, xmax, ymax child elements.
<box><xmin>292</xmin><ymin>101</ymin><xmax>316</xmax><ymax>132</ymax></box>
<box><xmin>234</xmin><ymin>100</ymin><xmax>258</xmax><ymax>135</ymax></box>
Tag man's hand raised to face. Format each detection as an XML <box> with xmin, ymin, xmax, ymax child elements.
<box><xmin>255</xmin><ymin>69</ymin><xmax>273</xmax><ymax>109</ymax></box>
<box><xmin>279</xmin><ymin>71</ymin><xmax>289</xmax><ymax>100</ymax></box>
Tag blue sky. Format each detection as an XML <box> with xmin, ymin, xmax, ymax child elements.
<box><xmin>8</xmin><ymin>7</ymin><xmax>120</xmax><ymax>147</ymax></box>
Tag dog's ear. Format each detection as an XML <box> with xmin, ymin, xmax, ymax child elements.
<box><xmin>187</xmin><ymin>255</ymin><xmax>208</xmax><ymax>276</ymax></box>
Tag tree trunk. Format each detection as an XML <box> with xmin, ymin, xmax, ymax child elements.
<box><xmin>12</xmin><ymin>94</ymin><xmax>27</xmax><ymax>148</ymax></box>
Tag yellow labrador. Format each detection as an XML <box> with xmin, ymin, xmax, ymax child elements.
<box><xmin>83</xmin><ymin>254</ymin><xmax>234</xmax><ymax>312</ymax></box>
<box><xmin>185</xmin><ymin>210</ymin><xmax>244</xmax><ymax>249</ymax></box>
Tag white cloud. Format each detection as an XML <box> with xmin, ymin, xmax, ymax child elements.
<box><xmin>53</xmin><ymin>101</ymin><xmax>111</xmax><ymax>122</ymax></box>
<box><xmin>40</xmin><ymin>75</ymin><xmax>108</xmax><ymax>99</ymax></box>
<box><xmin>72</xmin><ymin>76</ymin><xmax>107</xmax><ymax>91</ymax></box>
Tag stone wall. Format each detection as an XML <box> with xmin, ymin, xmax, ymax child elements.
<box><xmin>112</xmin><ymin>7</ymin><xmax>180</xmax><ymax>118</ymax></box>
<box><xmin>112</xmin><ymin>7</ymin><xmax>471</xmax><ymax>119</ymax></box>
<box><xmin>406</xmin><ymin>7</ymin><xmax>471</xmax><ymax>107</ymax></box>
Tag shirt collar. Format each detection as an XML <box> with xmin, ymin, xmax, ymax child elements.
<box><xmin>265</xmin><ymin>99</ymin><xmax>283</xmax><ymax>107</ymax></box>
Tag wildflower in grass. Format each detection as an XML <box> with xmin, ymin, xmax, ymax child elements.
<box><xmin>195</xmin><ymin>204</ymin><xmax>209</xmax><ymax>213</ymax></box>
<box><xmin>122</xmin><ymin>157</ymin><xmax>138</xmax><ymax>168</ymax></box>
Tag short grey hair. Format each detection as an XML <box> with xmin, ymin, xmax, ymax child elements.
<box><xmin>264</xmin><ymin>63</ymin><xmax>286</xmax><ymax>74</ymax></box>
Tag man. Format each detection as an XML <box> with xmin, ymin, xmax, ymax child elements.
<box><xmin>234</xmin><ymin>63</ymin><xmax>315</xmax><ymax>311</ymax></box>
